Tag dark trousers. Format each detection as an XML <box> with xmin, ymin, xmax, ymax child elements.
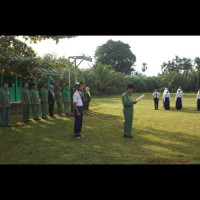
<box><xmin>154</xmin><ymin>98</ymin><xmax>158</xmax><ymax>109</ymax></box>
<box><xmin>197</xmin><ymin>99</ymin><xmax>200</xmax><ymax>110</ymax></box>
<box><xmin>74</xmin><ymin>106</ymin><xmax>83</xmax><ymax>135</ymax></box>
<box><xmin>49</xmin><ymin>103</ymin><xmax>54</xmax><ymax>117</ymax></box>
<box><xmin>164</xmin><ymin>98</ymin><xmax>170</xmax><ymax>110</ymax></box>
<box><xmin>176</xmin><ymin>97</ymin><xmax>182</xmax><ymax>110</ymax></box>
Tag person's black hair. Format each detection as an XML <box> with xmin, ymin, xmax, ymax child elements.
<box><xmin>23</xmin><ymin>82</ymin><xmax>28</xmax><ymax>86</ymax></box>
<box><xmin>127</xmin><ymin>84</ymin><xmax>134</xmax><ymax>89</ymax></box>
<box><xmin>2</xmin><ymin>82</ymin><xmax>8</xmax><ymax>86</ymax></box>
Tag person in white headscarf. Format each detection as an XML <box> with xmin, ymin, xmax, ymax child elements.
<box><xmin>162</xmin><ymin>87</ymin><xmax>168</xmax><ymax>108</ymax></box>
<box><xmin>163</xmin><ymin>90</ymin><xmax>170</xmax><ymax>110</ymax></box>
<box><xmin>196</xmin><ymin>89</ymin><xmax>200</xmax><ymax>111</ymax></box>
<box><xmin>48</xmin><ymin>85</ymin><xmax>55</xmax><ymax>118</ymax></box>
<box><xmin>175</xmin><ymin>89</ymin><xmax>182</xmax><ymax>110</ymax></box>
<box><xmin>177</xmin><ymin>86</ymin><xmax>183</xmax><ymax>97</ymax></box>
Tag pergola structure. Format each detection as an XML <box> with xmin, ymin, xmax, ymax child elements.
<box><xmin>68</xmin><ymin>55</ymin><xmax>92</xmax><ymax>88</ymax></box>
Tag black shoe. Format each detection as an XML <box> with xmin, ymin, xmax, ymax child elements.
<box><xmin>123</xmin><ymin>135</ymin><xmax>133</xmax><ymax>138</ymax></box>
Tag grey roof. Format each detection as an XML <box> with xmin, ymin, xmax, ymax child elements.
<box><xmin>33</xmin><ymin>66</ymin><xmax>61</xmax><ymax>75</ymax></box>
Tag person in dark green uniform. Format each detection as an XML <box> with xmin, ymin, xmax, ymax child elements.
<box><xmin>56</xmin><ymin>86</ymin><xmax>63</xmax><ymax>116</ymax></box>
<box><xmin>62</xmin><ymin>85</ymin><xmax>71</xmax><ymax>115</ymax></box>
<box><xmin>40</xmin><ymin>82</ymin><xmax>48</xmax><ymax>119</ymax></box>
<box><xmin>30</xmin><ymin>83</ymin><xmax>40</xmax><ymax>121</ymax></box>
<box><xmin>0</xmin><ymin>83</ymin><xmax>11</xmax><ymax>127</ymax></box>
<box><xmin>122</xmin><ymin>84</ymin><xmax>138</xmax><ymax>138</ymax></box>
<box><xmin>21</xmin><ymin>82</ymin><xmax>31</xmax><ymax>123</ymax></box>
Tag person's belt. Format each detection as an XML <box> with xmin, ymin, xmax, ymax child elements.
<box><xmin>124</xmin><ymin>105</ymin><xmax>133</xmax><ymax>107</ymax></box>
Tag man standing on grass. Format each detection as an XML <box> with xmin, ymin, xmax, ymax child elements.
<box><xmin>40</xmin><ymin>81</ymin><xmax>48</xmax><ymax>119</ymax></box>
<box><xmin>153</xmin><ymin>89</ymin><xmax>160</xmax><ymax>110</ymax></box>
<box><xmin>122</xmin><ymin>84</ymin><xmax>137</xmax><ymax>138</ymax></box>
<box><xmin>56</xmin><ymin>86</ymin><xmax>63</xmax><ymax>116</ymax></box>
<box><xmin>0</xmin><ymin>83</ymin><xmax>11</xmax><ymax>127</ymax></box>
<box><xmin>21</xmin><ymin>82</ymin><xmax>31</xmax><ymax>123</ymax></box>
<box><xmin>30</xmin><ymin>83</ymin><xmax>40</xmax><ymax>121</ymax></box>
<box><xmin>73</xmin><ymin>82</ymin><xmax>84</xmax><ymax>138</ymax></box>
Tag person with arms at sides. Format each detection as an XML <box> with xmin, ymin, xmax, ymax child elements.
<box><xmin>21</xmin><ymin>82</ymin><xmax>31</xmax><ymax>123</ymax></box>
<box><xmin>56</xmin><ymin>86</ymin><xmax>63</xmax><ymax>117</ymax></box>
<box><xmin>70</xmin><ymin>87</ymin><xmax>75</xmax><ymax>114</ymax></box>
<box><xmin>153</xmin><ymin>89</ymin><xmax>160</xmax><ymax>110</ymax></box>
<box><xmin>175</xmin><ymin>89</ymin><xmax>182</xmax><ymax>110</ymax></box>
<box><xmin>162</xmin><ymin>87</ymin><xmax>168</xmax><ymax>108</ymax></box>
<box><xmin>73</xmin><ymin>82</ymin><xmax>84</xmax><ymax>138</ymax></box>
<box><xmin>85</xmin><ymin>87</ymin><xmax>91</xmax><ymax>110</ymax></box>
<box><xmin>63</xmin><ymin>85</ymin><xmax>71</xmax><ymax>115</ymax></box>
<box><xmin>163</xmin><ymin>90</ymin><xmax>170</xmax><ymax>110</ymax></box>
<box><xmin>40</xmin><ymin>81</ymin><xmax>49</xmax><ymax>119</ymax></box>
<box><xmin>0</xmin><ymin>83</ymin><xmax>11</xmax><ymax>127</ymax></box>
<box><xmin>48</xmin><ymin>85</ymin><xmax>55</xmax><ymax>118</ymax></box>
<box><xmin>122</xmin><ymin>84</ymin><xmax>138</xmax><ymax>138</ymax></box>
<box><xmin>196</xmin><ymin>89</ymin><xmax>200</xmax><ymax>111</ymax></box>
<box><xmin>30</xmin><ymin>83</ymin><xmax>40</xmax><ymax>121</ymax></box>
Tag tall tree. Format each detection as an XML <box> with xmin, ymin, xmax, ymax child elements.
<box><xmin>94</xmin><ymin>40</ymin><xmax>136</xmax><ymax>75</ymax></box>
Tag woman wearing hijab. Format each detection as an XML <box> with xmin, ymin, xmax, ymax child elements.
<box><xmin>196</xmin><ymin>89</ymin><xmax>200</xmax><ymax>111</ymax></box>
<box><xmin>62</xmin><ymin>85</ymin><xmax>71</xmax><ymax>115</ymax></box>
<box><xmin>48</xmin><ymin>85</ymin><xmax>55</xmax><ymax>118</ymax></box>
<box><xmin>175</xmin><ymin>89</ymin><xmax>182</xmax><ymax>110</ymax></box>
<box><xmin>163</xmin><ymin>90</ymin><xmax>170</xmax><ymax>110</ymax></box>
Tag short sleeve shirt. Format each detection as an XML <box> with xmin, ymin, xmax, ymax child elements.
<box><xmin>21</xmin><ymin>88</ymin><xmax>31</xmax><ymax>104</ymax></box>
<box><xmin>30</xmin><ymin>89</ymin><xmax>39</xmax><ymax>104</ymax></box>
<box><xmin>0</xmin><ymin>89</ymin><xmax>10</xmax><ymax>108</ymax></box>
<box><xmin>153</xmin><ymin>92</ymin><xmax>160</xmax><ymax>98</ymax></box>
<box><xmin>73</xmin><ymin>90</ymin><xmax>83</xmax><ymax>106</ymax></box>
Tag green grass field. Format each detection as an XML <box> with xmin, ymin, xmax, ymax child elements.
<box><xmin>0</xmin><ymin>93</ymin><xmax>200</xmax><ymax>164</ymax></box>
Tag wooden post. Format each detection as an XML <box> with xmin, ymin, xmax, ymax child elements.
<box><xmin>47</xmin><ymin>75</ymin><xmax>50</xmax><ymax>88</ymax></box>
<box><xmin>14</xmin><ymin>75</ymin><xmax>17</xmax><ymax>101</ymax></box>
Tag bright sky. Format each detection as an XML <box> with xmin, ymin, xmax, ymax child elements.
<box><xmin>21</xmin><ymin>36</ymin><xmax>200</xmax><ymax>77</ymax></box>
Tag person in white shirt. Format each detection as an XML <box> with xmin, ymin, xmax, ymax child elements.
<box><xmin>153</xmin><ymin>89</ymin><xmax>160</xmax><ymax>110</ymax></box>
<box><xmin>175</xmin><ymin>89</ymin><xmax>182</xmax><ymax>110</ymax></box>
<box><xmin>163</xmin><ymin>90</ymin><xmax>170</xmax><ymax>110</ymax></box>
<box><xmin>196</xmin><ymin>89</ymin><xmax>200</xmax><ymax>111</ymax></box>
<box><xmin>177</xmin><ymin>86</ymin><xmax>183</xmax><ymax>97</ymax></box>
<box><xmin>163</xmin><ymin>87</ymin><xmax>168</xmax><ymax>108</ymax></box>
<box><xmin>73</xmin><ymin>81</ymin><xmax>84</xmax><ymax>138</ymax></box>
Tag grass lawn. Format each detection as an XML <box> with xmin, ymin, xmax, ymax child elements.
<box><xmin>0</xmin><ymin>93</ymin><xmax>200</xmax><ymax>164</ymax></box>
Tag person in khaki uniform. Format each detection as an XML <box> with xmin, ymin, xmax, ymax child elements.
<box><xmin>56</xmin><ymin>86</ymin><xmax>63</xmax><ymax>116</ymax></box>
<box><xmin>21</xmin><ymin>82</ymin><xmax>31</xmax><ymax>123</ymax></box>
<box><xmin>122</xmin><ymin>84</ymin><xmax>137</xmax><ymax>138</ymax></box>
<box><xmin>0</xmin><ymin>83</ymin><xmax>11</xmax><ymax>127</ymax></box>
<box><xmin>30</xmin><ymin>83</ymin><xmax>40</xmax><ymax>121</ymax></box>
<box><xmin>40</xmin><ymin>82</ymin><xmax>48</xmax><ymax>119</ymax></box>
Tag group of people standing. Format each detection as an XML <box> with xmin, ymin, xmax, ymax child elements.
<box><xmin>0</xmin><ymin>81</ymin><xmax>91</xmax><ymax>127</ymax></box>
<box><xmin>152</xmin><ymin>86</ymin><xmax>200</xmax><ymax>111</ymax></box>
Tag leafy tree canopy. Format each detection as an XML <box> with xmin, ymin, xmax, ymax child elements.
<box><xmin>94</xmin><ymin>40</ymin><xmax>136</xmax><ymax>75</ymax></box>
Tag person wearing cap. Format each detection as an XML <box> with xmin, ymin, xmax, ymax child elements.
<box><xmin>56</xmin><ymin>86</ymin><xmax>63</xmax><ymax>116</ymax></box>
<box><xmin>0</xmin><ymin>82</ymin><xmax>11</xmax><ymax>127</ymax></box>
<box><xmin>48</xmin><ymin>85</ymin><xmax>55</xmax><ymax>118</ymax></box>
<box><xmin>62</xmin><ymin>84</ymin><xmax>71</xmax><ymax>115</ymax></box>
<box><xmin>163</xmin><ymin>90</ymin><xmax>170</xmax><ymax>110</ymax></box>
<box><xmin>40</xmin><ymin>82</ymin><xmax>48</xmax><ymax>119</ymax></box>
<box><xmin>73</xmin><ymin>82</ymin><xmax>84</xmax><ymax>138</ymax></box>
<box><xmin>21</xmin><ymin>82</ymin><xmax>31</xmax><ymax>123</ymax></box>
<box><xmin>153</xmin><ymin>89</ymin><xmax>160</xmax><ymax>110</ymax></box>
<box><xmin>175</xmin><ymin>89</ymin><xmax>182</xmax><ymax>110</ymax></box>
<box><xmin>122</xmin><ymin>84</ymin><xmax>138</xmax><ymax>138</ymax></box>
<box><xmin>30</xmin><ymin>83</ymin><xmax>40</xmax><ymax>120</ymax></box>
<box><xmin>196</xmin><ymin>89</ymin><xmax>200</xmax><ymax>111</ymax></box>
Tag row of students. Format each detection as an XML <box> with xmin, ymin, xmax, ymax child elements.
<box><xmin>153</xmin><ymin>87</ymin><xmax>200</xmax><ymax>111</ymax></box>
